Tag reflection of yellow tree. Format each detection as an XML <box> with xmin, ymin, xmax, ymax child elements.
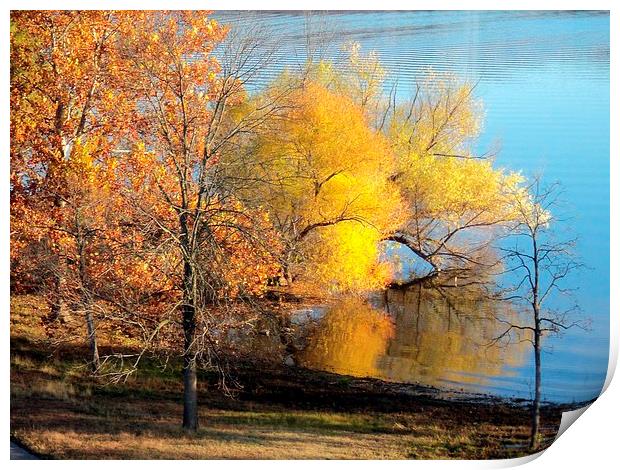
<box><xmin>298</xmin><ymin>287</ymin><xmax>526</xmax><ymax>388</ymax></box>
<box><xmin>381</xmin><ymin>286</ymin><xmax>526</xmax><ymax>386</ymax></box>
<box><xmin>298</xmin><ymin>297</ymin><xmax>395</xmax><ymax>378</ymax></box>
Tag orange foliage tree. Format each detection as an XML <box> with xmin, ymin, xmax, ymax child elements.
<box><xmin>113</xmin><ymin>11</ymin><xmax>286</xmax><ymax>430</ymax></box>
<box><xmin>11</xmin><ymin>11</ymin><xmax>285</xmax><ymax>431</ymax></box>
<box><xmin>10</xmin><ymin>11</ymin><xmax>141</xmax><ymax>369</ymax></box>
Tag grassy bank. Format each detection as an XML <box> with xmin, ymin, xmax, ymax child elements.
<box><xmin>10</xmin><ymin>295</ymin><xmax>565</xmax><ymax>459</ymax></box>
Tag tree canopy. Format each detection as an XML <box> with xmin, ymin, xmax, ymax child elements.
<box><xmin>10</xmin><ymin>11</ymin><xmax>537</xmax><ymax>432</ymax></box>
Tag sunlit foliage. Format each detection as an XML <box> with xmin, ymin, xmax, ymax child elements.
<box><xmin>251</xmin><ymin>82</ymin><xmax>405</xmax><ymax>292</ymax></box>
<box><xmin>383</xmin><ymin>74</ymin><xmax>525</xmax><ymax>277</ymax></box>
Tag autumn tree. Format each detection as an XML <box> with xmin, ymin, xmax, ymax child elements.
<box><xmin>294</xmin><ymin>46</ymin><xmax>522</xmax><ymax>289</ymax></box>
<box><xmin>11</xmin><ymin>9</ymin><xmax>290</xmax><ymax>430</ymax></box>
<box><xmin>248</xmin><ymin>81</ymin><xmax>405</xmax><ymax>293</ymax></box>
<box><xmin>10</xmin><ymin>11</ymin><xmax>135</xmax><ymax>370</ymax></box>
<box><xmin>117</xmin><ymin>11</ymin><xmax>289</xmax><ymax>431</ymax></box>
<box><xmin>495</xmin><ymin>177</ymin><xmax>585</xmax><ymax>450</ymax></box>
<box><xmin>380</xmin><ymin>75</ymin><xmax>523</xmax><ymax>286</ymax></box>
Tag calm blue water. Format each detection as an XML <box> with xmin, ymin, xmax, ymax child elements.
<box><xmin>213</xmin><ymin>11</ymin><xmax>610</xmax><ymax>404</ymax></box>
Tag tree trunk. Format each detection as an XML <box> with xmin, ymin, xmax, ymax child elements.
<box><xmin>48</xmin><ymin>298</ymin><xmax>64</xmax><ymax>323</ymax></box>
<box><xmin>77</xmin><ymin>228</ymin><xmax>100</xmax><ymax>372</ymax></box>
<box><xmin>529</xmin><ymin>325</ymin><xmax>541</xmax><ymax>450</ymax></box>
<box><xmin>46</xmin><ymin>271</ymin><xmax>67</xmax><ymax>324</ymax></box>
<box><xmin>85</xmin><ymin>305</ymin><xmax>100</xmax><ymax>372</ymax></box>
<box><xmin>281</xmin><ymin>251</ymin><xmax>293</xmax><ymax>286</ymax></box>
<box><xmin>182</xmin><ymin>259</ymin><xmax>199</xmax><ymax>431</ymax></box>
<box><xmin>530</xmin><ymin>234</ymin><xmax>542</xmax><ymax>451</ymax></box>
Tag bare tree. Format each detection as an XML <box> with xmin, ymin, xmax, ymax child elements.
<box><xmin>495</xmin><ymin>176</ymin><xmax>586</xmax><ymax>450</ymax></box>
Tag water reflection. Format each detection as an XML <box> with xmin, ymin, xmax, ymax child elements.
<box><xmin>217</xmin><ymin>9</ymin><xmax>608</xmax><ymax>403</ymax></box>
<box><xmin>296</xmin><ymin>285</ymin><xmax>527</xmax><ymax>391</ymax></box>
<box><xmin>297</xmin><ymin>297</ymin><xmax>394</xmax><ymax>378</ymax></box>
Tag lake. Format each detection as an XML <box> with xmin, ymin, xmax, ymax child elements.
<box><xmin>213</xmin><ymin>10</ymin><xmax>610</xmax><ymax>404</ymax></box>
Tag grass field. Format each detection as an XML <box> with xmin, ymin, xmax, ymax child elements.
<box><xmin>10</xmin><ymin>295</ymin><xmax>565</xmax><ymax>460</ymax></box>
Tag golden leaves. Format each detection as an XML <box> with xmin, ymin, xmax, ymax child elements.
<box><xmin>251</xmin><ymin>82</ymin><xmax>406</xmax><ymax>293</ymax></box>
<box><xmin>10</xmin><ymin>12</ymin><xmax>536</xmax><ymax>337</ymax></box>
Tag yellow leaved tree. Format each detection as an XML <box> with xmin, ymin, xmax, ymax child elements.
<box><xmin>250</xmin><ymin>82</ymin><xmax>405</xmax><ymax>293</ymax></box>
<box><xmin>382</xmin><ymin>74</ymin><xmax>525</xmax><ymax>285</ymax></box>
<box><xmin>291</xmin><ymin>47</ymin><xmax>525</xmax><ymax>287</ymax></box>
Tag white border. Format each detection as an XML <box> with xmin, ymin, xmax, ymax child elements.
<box><xmin>3</xmin><ymin>2</ymin><xmax>617</xmax><ymax>468</ymax></box>
<box><xmin>1</xmin><ymin>1</ymin><xmax>618</xmax><ymax>11</ymax></box>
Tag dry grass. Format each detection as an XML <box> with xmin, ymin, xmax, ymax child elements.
<box><xmin>14</xmin><ymin>423</ymin><xmax>412</xmax><ymax>459</ymax></box>
<box><xmin>11</xmin><ymin>396</ymin><xmax>542</xmax><ymax>460</ymax></box>
<box><xmin>10</xmin><ymin>358</ymin><xmax>553</xmax><ymax>460</ymax></box>
<box><xmin>10</xmin><ymin>295</ymin><xmax>562</xmax><ymax>460</ymax></box>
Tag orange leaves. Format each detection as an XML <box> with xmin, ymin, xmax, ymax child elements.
<box><xmin>10</xmin><ymin>11</ymin><xmax>287</xmax><ymax>377</ymax></box>
<box><xmin>210</xmin><ymin>204</ymin><xmax>282</xmax><ymax>298</ymax></box>
<box><xmin>10</xmin><ymin>12</ymin><xmax>161</xmax><ymax>300</ymax></box>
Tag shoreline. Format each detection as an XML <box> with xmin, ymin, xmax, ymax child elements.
<box><xmin>229</xmin><ymin>359</ymin><xmax>594</xmax><ymax>413</ymax></box>
<box><xmin>10</xmin><ymin>337</ymin><xmax>577</xmax><ymax>459</ymax></box>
